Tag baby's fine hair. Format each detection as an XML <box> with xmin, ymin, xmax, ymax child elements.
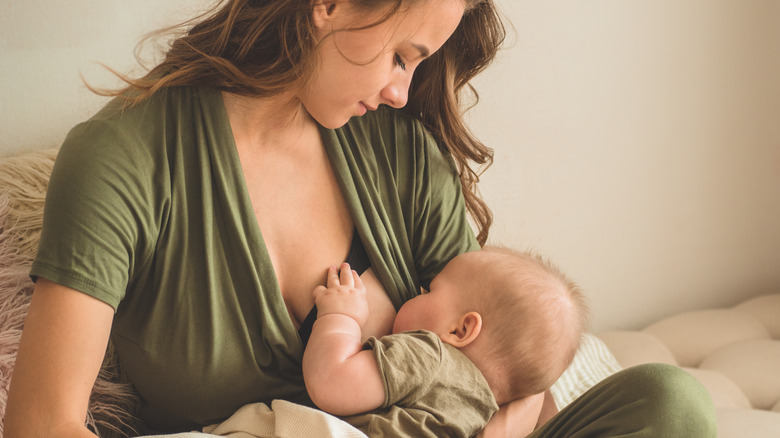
<box><xmin>465</xmin><ymin>246</ymin><xmax>589</xmax><ymax>400</ymax></box>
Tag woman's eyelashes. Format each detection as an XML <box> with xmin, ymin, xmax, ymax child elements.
<box><xmin>394</xmin><ymin>53</ymin><xmax>407</xmax><ymax>71</ymax></box>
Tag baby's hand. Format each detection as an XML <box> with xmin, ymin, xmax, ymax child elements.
<box><xmin>312</xmin><ymin>263</ymin><xmax>369</xmax><ymax>328</ymax></box>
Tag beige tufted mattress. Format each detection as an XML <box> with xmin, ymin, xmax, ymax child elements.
<box><xmin>599</xmin><ymin>294</ymin><xmax>780</xmax><ymax>437</ymax></box>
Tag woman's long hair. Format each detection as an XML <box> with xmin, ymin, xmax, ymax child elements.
<box><xmin>405</xmin><ymin>0</ymin><xmax>504</xmax><ymax>245</ymax></box>
<box><xmin>96</xmin><ymin>0</ymin><xmax>505</xmax><ymax>245</ymax></box>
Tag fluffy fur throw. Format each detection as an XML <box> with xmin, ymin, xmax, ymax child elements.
<box><xmin>0</xmin><ymin>148</ymin><xmax>140</xmax><ymax>437</ymax></box>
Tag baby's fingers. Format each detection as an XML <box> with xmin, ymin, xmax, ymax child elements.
<box><xmin>312</xmin><ymin>284</ymin><xmax>329</xmax><ymax>300</ymax></box>
<box><xmin>352</xmin><ymin>269</ymin><xmax>364</xmax><ymax>290</ymax></box>
<box><xmin>339</xmin><ymin>263</ymin><xmax>355</xmax><ymax>287</ymax></box>
<box><xmin>326</xmin><ymin>265</ymin><xmax>340</xmax><ymax>288</ymax></box>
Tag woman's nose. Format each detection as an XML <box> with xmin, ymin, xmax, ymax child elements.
<box><xmin>380</xmin><ymin>74</ymin><xmax>411</xmax><ymax>109</ymax></box>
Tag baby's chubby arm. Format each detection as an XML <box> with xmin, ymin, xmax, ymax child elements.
<box><xmin>302</xmin><ymin>263</ymin><xmax>386</xmax><ymax>416</ymax></box>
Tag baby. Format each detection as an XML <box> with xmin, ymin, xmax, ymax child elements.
<box><xmin>303</xmin><ymin>247</ymin><xmax>589</xmax><ymax>437</ymax></box>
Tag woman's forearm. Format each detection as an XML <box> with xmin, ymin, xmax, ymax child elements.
<box><xmin>536</xmin><ymin>389</ymin><xmax>559</xmax><ymax>428</ymax></box>
<box><xmin>4</xmin><ymin>422</ymin><xmax>99</xmax><ymax>438</ymax></box>
<box><xmin>479</xmin><ymin>393</ymin><xmax>545</xmax><ymax>438</ymax></box>
<box><xmin>5</xmin><ymin>279</ymin><xmax>113</xmax><ymax>438</ymax></box>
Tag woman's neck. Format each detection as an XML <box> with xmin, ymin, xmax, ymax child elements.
<box><xmin>221</xmin><ymin>91</ymin><xmax>315</xmax><ymax>151</ymax></box>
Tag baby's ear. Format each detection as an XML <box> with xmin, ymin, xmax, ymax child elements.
<box><xmin>442</xmin><ymin>311</ymin><xmax>482</xmax><ymax>348</ymax></box>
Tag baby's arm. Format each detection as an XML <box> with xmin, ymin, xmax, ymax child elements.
<box><xmin>302</xmin><ymin>263</ymin><xmax>386</xmax><ymax>416</ymax></box>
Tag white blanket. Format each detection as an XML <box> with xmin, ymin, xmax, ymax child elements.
<box><xmin>142</xmin><ymin>400</ymin><xmax>367</xmax><ymax>438</ymax></box>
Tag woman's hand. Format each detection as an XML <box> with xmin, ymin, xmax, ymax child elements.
<box><xmin>5</xmin><ymin>279</ymin><xmax>114</xmax><ymax>438</ymax></box>
<box><xmin>312</xmin><ymin>263</ymin><xmax>369</xmax><ymax>328</ymax></box>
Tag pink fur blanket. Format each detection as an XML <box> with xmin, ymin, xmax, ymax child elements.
<box><xmin>0</xmin><ymin>148</ymin><xmax>140</xmax><ymax>437</ymax></box>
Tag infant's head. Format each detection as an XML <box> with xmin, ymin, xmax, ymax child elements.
<box><xmin>393</xmin><ymin>247</ymin><xmax>588</xmax><ymax>404</ymax></box>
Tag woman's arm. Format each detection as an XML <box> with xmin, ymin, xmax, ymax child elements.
<box><xmin>537</xmin><ymin>389</ymin><xmax>559</xmax><ymax>428</ymax></box>
<box><xmin>302</xmin><ymin>264</ymin><xmax>385</xmax><ymax>417</ymax></box>
<box><xmin>5</xmin><ymin>278</ymin><xmax>114</xmax><ymax>438</ymax></box>
<box><xmin>478</xmin><ymin>392</ymin><xmax>545</xmax><ymax>438</ymax></box>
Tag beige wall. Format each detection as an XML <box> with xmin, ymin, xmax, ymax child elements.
<box><xmin>472</xmin><ymin>0</ymin><xmax>780</xmax><ymax>331</ymax></box>
<box><xmin>0</xmin><ymin>0</ymin><xmax>209</xmax><ymax>155</ymax></box>
<box><xmin>2</xmin><ymin>1</ymin><xmax>779</xmax><ymax>332</ymax></box>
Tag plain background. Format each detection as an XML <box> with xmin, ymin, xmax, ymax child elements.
<box><xmin>1</xmin><ymin>0</ymin><xmax>779</xmax><ymax>332</ymax></box>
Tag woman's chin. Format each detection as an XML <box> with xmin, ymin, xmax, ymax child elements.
<box><xmin>313</xmin><ymin>116</ymin><xmax>351</xmax><ymax>130</ymax></box>
<box><xmin>307</xmin><ymin>105</ymin><xmax>366</xmax><ymax>129</ymax></box>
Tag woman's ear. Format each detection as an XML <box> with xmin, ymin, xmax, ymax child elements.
<box><xmin>312</xmin><ymin>1</ymin><xmax>339</xmax><ymax>31</ymax></box>
<box><xmin>442</xmin><ymin>311</ymin><xmax>482</xmax><ymax>348</ymax></box>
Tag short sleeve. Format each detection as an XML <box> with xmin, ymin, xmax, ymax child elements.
<box><xmin>365</xmin><ymin>331</ymin><xmax>444</xmax><ymax>407</ymax></box>
<box><xmin>410</xmin><ymin>127</ymin><xmax>479</xmax><ymax>290</ymax></box>
<box><xmin>349</xmin><ymin>331</ymin><xmax>497</xmax><ymax>438</ymax></box>
<box><xmin>30</xmin><ymin>119</ymin><xmax>161</xmax><ymax>310</ymax></box>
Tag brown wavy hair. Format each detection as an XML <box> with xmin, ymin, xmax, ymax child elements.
<box><xmin>97</xmin><ymin>0</ymin><xmax>505</xmax><ymax>245</ymax></box>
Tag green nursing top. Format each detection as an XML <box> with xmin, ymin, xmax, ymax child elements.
<box><xmin>345</xmin><ymin>331</ymin><xmax>498</xmax><ymax>438</ymax></box>
<box><xmin>31</xmin><ymin>86</ymin><xmax>479</xmax><ymax>432</ymax></box>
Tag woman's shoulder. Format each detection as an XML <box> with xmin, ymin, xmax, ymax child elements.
<box><xmin>61</xmin><ymin>86</ymin><xmax>219</xmax><ymax>165</ymax></box>
<box><xmin>86</xmin><ymin>86</ymin><xmax>207</xmax><ymax>129</ymax></box>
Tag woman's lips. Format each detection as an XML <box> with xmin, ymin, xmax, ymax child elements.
<box><xmin>359</xmin><ymin>102</ymin><xmax>378</xmax><ymax>115</ymax></box>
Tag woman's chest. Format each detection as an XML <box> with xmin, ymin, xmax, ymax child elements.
<box><xmin>239</xmin><ymin>143</ymin><xmax>356</xmax><ymax>326</ymax></box>
<box><xmin>243</xmin><ymin>181</ymin><xmax>395</xmax><ymax>339</ymax></box>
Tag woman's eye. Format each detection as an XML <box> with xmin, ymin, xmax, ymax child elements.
<box><xmin>394</xmin><ymin>54</ymin><xmax>407</xmax><ymax>71</ymax></box>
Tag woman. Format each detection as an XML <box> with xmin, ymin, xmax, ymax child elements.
<box><xmin>6</xmin><ymin>0</ymin><xmax>715</xmax><ymax>437</ymax></box>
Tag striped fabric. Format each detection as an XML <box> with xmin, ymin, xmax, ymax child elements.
<box><xmin>549</xmin><ymin>333</ymin><xmax>623</xmax><ymax>409</ymax></box>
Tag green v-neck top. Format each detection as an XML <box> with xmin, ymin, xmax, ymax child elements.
<box><xmin>30</xmin><ymin>86</ymin><xmax>479</xmax><ymax>432</ymax></box>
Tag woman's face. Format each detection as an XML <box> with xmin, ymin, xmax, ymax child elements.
<box><xmin>301</xmin><ymin>0</ymin><xmax>465</xmax><ymax>129</ymax></box>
